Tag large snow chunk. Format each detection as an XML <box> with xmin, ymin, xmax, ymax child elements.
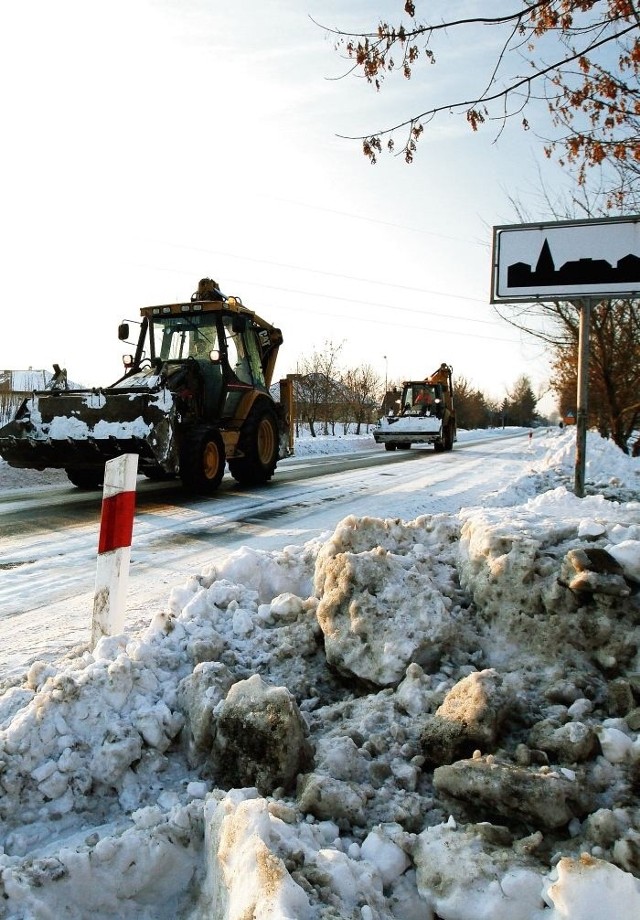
<box><xmin>316</xmin><ymin>545</ymin><xmax>453</xmax><ymax>687</ymax></box>
<box><xmin>414</xmin><ymin>822</ymin><xmax>545</xmax><ymax>920</ymax></box>
<box><xmin>297</xmin><ymin>773</ymin><xmax>367</xmax><ymax>826</ymax></box>
<box><xmin>606</xmin><ymin>539</ymin><xmax>640</xmax><ymax>584</ymax></box>
<box><xmin>360</xmin><ymin>825</ymin><xmax>411</xmax><ymax>886</ymax></box>
<box><xmin>0</xmin><ymin>804</ymin><xmax>203</xmax><ymax>917</ymax></box>
<box><xmin>542</xmin><ymin>854</ymin><xmax>640</xmax><ymax>919</ymax></box>
<box><xmin>203</xmin><ymin>793</ymin><xmax>312</xmax><ymax>920</ymax></box>
<box><xmin>421</xmin><ymin>669</ymin><xmax>511</xmax><ymax>765</ymax></box>
<box><xmin>313</xmin><ymin>515</ymin><xmax>460</xmax><ymax>688</ymax></box>
<box><xmin>212</xmin><ymin>675</ymin><xmax>313</xmax><ymax>795</ymax></box>
<box><xmin>528</xmin><ymin>718</ymin><xmax>597</xmax><ymax>764</ymax></box>
<box><xmin>202</xmin><ymin>543</ymin><xmax>317</xmax><ymax>604</ymax></box>
<box><xmin>457</xmin><ymin>488</ymin><xmax>640</xmax><ymax>669</ymax></box>
<box><xmin>433</xmin><ymin>756</ymin><xmax>593</xmax><ymax>829</ymax></box>
<box><xmin>176</xmin><ymin>660</ymin><xmax>235</xmax><ymax>767</ymax></box>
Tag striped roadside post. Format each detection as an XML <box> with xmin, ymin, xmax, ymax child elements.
<box><xmin>91</xmin><ymin>453</ymin><xmax>139</xmax><ymax>649</ymax></box>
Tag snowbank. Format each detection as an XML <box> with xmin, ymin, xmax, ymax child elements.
<box><xmin>1</xmin><ymin>429</ymin><xmax>640</xmax><ymax>918</ymax></box>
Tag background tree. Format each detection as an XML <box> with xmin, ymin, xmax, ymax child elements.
<box><xmin>326</xmin><ymin>0</ymin><xmax>640</xmax><ymax>193</ymax></box>
<box><xmin>553</xmin><ymin>365</ymin><xmax>579</xmax><ymax>422</ymax></box>
<box><xmin>453</xmin><ymin>376</ymin><xmax>491</xmax><ymax>429</ymax></box>
<box><xmin>483</xmin><ymin>396</ymin><xmax>503</xmax><ymax>428</ymax></box>
<box><xmin>294</xmin><ymin>340</ymin><xmax>344</xmax><ymax>437</ymax></box>
<box><xmin>504</xmin><ymin>375</ymin><xmax>539</xmax><ymax>426</ymax></box>
<box><xmin>341</xmin><ymin>364</ymin><xmax>384</xmax><ymax>434</ymax></box>
<box><xmin>548</xmin><ymin>301</ymin><xmax>640</xmax><ymax>448</ymax></box>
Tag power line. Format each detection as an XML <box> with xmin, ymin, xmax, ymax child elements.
<box><xmin>130</xmin><ymin>260</ymin><xmax>517</xmax><ymax>341</ymax></box>
<box><xmin>264</xmin><ymin>194</ymin><xmax>482</xmax><ymax>246</ymax></box>
<box><xmin>256</xmin><ymin>298</ymin><xmax>520</xmax><ymax>344</ymax></box>
<box><xmin>222</xmin><ymin>276</ymin><xmax>506</xmax><ymax>329</ymax></box>
<box><xmin>136</xmin><ymin>242</ymin><xmax>489</xmax><ymax>305</ymax></box>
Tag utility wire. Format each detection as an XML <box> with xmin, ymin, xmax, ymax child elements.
<box><xmin>131</xmin><ymin>260</ymin><xmax>517</xmax><ymax>342</ymax></box>
<box><xmin>257</xmin><ymin>298</ymin><xmax>521</xmax><ymax>344</ymax></box>
<box><xmin>136</xmin><ymin>243</ymin><xmax>489</xmax><ymax>304</ymax></box>
<box><xmin>222</xmin><ymin>276</ymin><xmax>505</xmax><ymax>328</ymax></box>
<box><xmin>264</xmin><ymin>194</ymin><xmax>482</xmax><ymax>245</ymax></box>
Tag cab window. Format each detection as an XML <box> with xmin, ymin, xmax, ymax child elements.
<box><xmin>223</xmin><ymin>316</ymin><xmax>253</xmax><ymax>384</ymax></box>
<box><xmin>150</xmin><ymin>315</ymin><xmax>218</xmax><ymax>362</ymax></box>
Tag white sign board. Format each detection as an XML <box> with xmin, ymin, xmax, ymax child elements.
<box><xmin>491</xmin><ymin>215</ymin><xmax>640</xmax><ymax>303</ymax></box>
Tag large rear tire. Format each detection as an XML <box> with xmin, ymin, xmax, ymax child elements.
<box><xmin>180</xmin><ymin>427</ymin><xmax>226</xmax><ymax>494</ymax></box>
<box><xmin>384</xmin><ymin>442</ymin><xmax>397</xmax><ymax>452</ymax></box>
<box><xmin>444</xmin><ymin>422</ymin><xmax>455</xmax><ymax>451</ymax></box>
<box><xmin>65</xmin><ymin>468</ymin><xmax>103</xmax><ymax>490</ymax></box>
<box><xmin>229</xmin><ymin>401</ymin><xmax>279</xmax><ymax>486</ymax></box>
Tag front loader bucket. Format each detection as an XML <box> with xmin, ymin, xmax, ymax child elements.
<box><xmin>0</xmin><ymin>386</ymin><xmax>177</xmax><ymax>473</ymax></box>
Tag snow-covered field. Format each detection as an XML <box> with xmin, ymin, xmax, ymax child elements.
<box><xmin>1</xmin><ymin>427</ymin><xmax>640</xmax><ymax>918</ymax></box>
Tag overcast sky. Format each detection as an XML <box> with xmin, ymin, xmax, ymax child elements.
<box><xmin>1</xmin><ymin>0</ymin><xmax>571</xmax><ymax>406</ymax></box>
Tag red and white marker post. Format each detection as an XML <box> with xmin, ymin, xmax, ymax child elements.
<box><xmin>91</xmin><ymin>454</ymin><xmax>139</xmax><ymax>649</ymax></box>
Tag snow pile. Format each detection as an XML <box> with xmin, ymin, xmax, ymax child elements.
<box><xmin>292</xmin><ymin>430</ymin><xmax>377</xmax><ymax>456</ymax></box>
<box><xmin>1</xmin><ymin>429</ymin><xmax>640</xmax><ymax>917</ymax></box>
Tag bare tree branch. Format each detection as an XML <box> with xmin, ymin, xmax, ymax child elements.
<box><xmin>337</xmin><ymin>24</ymin><xmax>637</xmax><ymax>142</ymax></box>
<box><xmin>320</xmin><ymin>1</ymin><xmax>640</xmax><ymax>180</ymax></box>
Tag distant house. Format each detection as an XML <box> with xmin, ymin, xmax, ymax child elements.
<box><xmin>0</xmin><ymin>368</ymin><xmax>82</xmax><ymax>423</ymax></box>
<box><xmin>1</xmin><ymin>369</ymin><xmax>50</xmax><ymax>424</ymax></box>
<box><xmin>271</xmin><ymin>373</ymin><xmax>378</xmax><ymax>436</ymax></box>
<box><xmin>0</xmin><ymin>368</ymin><xmax>53</xmax><ymax>395</ymax></box>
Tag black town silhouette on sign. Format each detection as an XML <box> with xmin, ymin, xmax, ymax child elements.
<box><xmin>507</xmin><ymin>238</ymin><xmax>640</xmax><ymax>289</ymax></box>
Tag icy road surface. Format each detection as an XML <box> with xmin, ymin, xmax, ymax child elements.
<box><xmin>0</xmin><ymin>430</ymin><xmax>528</xmax><ymax>682</ymax></box>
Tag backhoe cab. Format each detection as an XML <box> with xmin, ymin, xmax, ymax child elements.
<box><xmin>0</xmin><ymin>278</ymin><xmax>294</xmax><ymax>494</ymax></box>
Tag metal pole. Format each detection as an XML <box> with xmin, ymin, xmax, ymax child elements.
<box><xmin>574</xmin><ymin>299</ymin><xmax>591</xmax><ymax>498</ymax></box>
<box><xmin>383</xmin><ymin>356</ymin><xmax>388</xmax><ymax>412</ymax></box>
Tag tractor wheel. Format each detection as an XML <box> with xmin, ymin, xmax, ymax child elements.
<box><xmin>384</xmin><ymin>442</ymin><xmax>397</xmax><ymax>452</ymax></box>
<box><xmin>180</xmin><ymin>427</ymin><xmax>226</xmax><ymax>494</ymax></box>
<box><xmin>444</xmin><ymin>423</ymin><xmax>455</xmax><ymax>451</ymax></box>
<box><xmin>229</xmin><ymin>401</ymin><xmax>279</xmax><ymax>486</ymax></box>
<box><xmin>65</xmin><ymin>468</ymin><xmax>103</xmax><ymax>490</ymax></box>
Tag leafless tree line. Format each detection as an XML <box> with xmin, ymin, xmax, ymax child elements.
<box><xmin>292</xmin><ymin>340</ymin><xmax>383</xmax><ymax>436</ymax></box>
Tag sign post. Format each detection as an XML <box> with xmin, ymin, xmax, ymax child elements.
<box><xmin>92</xmin><ymin>454</ymin><xmax>138</xmax><ymax>648</ymax></box>
<box><xmin>491</xmin><ymin>216</ymin><xmax>640</xmax><ymax>497</ymax></box>
<box><xmin>575</xmin><ymin>300</ymin><xmax>592</xmax><ymax>498</ymax></box>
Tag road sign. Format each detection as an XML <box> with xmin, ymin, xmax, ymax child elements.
<box><xmin>491</xmin><ymin>215</ymin><xmax>640</xmax><ymax>303</ymax></box>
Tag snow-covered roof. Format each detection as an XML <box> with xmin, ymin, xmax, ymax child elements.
<box><xmin>0</xmin><ymin>368</ymin><xmax>83</xmax><ymax>391</ymax></box>
<box><xmin>0</xmin><ymin>369</ymin><xmax>51</xmax><ymax>391</ymax></box>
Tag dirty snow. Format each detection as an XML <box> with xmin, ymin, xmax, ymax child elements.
<box><xmin>1</xmin><ymin>428</ymin><xmax>640</xmax><ymax>918</ymax></box>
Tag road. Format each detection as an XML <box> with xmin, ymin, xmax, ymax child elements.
<box><xmin>0</xmin><ymin>432</ymin><xmax>529</xmax><ymax>681</ymax></box>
